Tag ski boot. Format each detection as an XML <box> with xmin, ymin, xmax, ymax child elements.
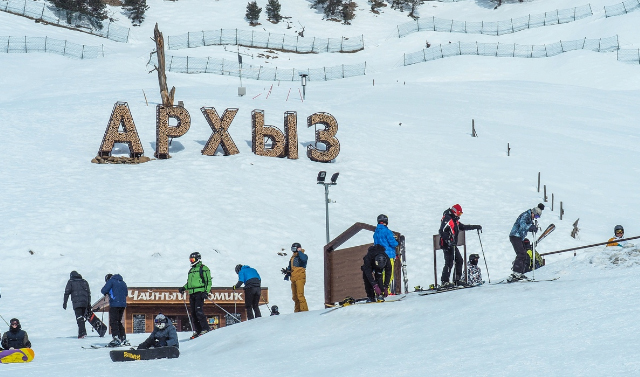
<box><xmin>107</xmin><ymin>337</ymin><xmax>122</xmax><ymax>347</ymax></box>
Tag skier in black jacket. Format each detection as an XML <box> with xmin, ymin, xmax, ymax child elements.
<box><xmin>1</xmin><ymin>318</ymin><xmax>31</xmax><ymax>350</ymax></box>
<box><xmin>63</xmin><ymin>270</ymin><xmax>91</xmax><ymax>338</ymax></box>
<box><xmin>361</xmin><ymin>245</ymin><xmax>392</xmax><ymax>302</ymax></box>
<box><xmin>439</xmin><ymin>204</ymin><xmax>482</xmax><ymax>287</ymax></box>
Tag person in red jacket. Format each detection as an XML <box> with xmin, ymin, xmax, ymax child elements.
<box><xmin>439</xmin><ymin>204</ymin><xmax>482</xmax><ymax>287</ymax></box>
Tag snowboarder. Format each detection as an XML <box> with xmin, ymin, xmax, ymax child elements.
<box><xmin>607</xmin><ymin>225</ymin><xmax>634</xmax><ymax>248</ymax></box>
<box><xmin>438</xmin><ymin>204</ymin><xmax>482</xmax><ymax>287</ymax></box>
<box><xmin>101</xmin><ymin>273</ymin><xmax>129</xmax><ymax>347</ymax></box>
<box><xmin>461</xmin><ymin>254</ymin><xmax>483</xmax><ymax>286</ymax></box>
<box><xmin>270</xmin><ymin>305</ymin><xmax>280</xmax><ymax>316</ymax></box>
<box><xmin>63</xmin><ymin>270</ymin><xmax>91</xmax><ymax>339</ymax></box>
<box><xmin>1</xmin><ymin>318</ymin><xmax>31</xmax><ymax>350</ymax></box>
<box><xmin>508</xmin><ymin>203</ymin><xmax>544</xmax><ymax>282</ymax></box>
<box><xmin>281</xmin><ymin>242</ymin><xmax>309</xmax><ymax>313</ymax></box>
<box><xmin>373</xmin><ymin>214</ymin><xmax>399</xmax><ymax>295</ymax></box>
<box><xmin>233</xmin><ymin>264</ymin><xmax>262</xmax><ymax>320</ymax></box>
<box><xmin>361</xmin><ymin>244</ymin><xmax>392</xmax><ymax>302</ymax></box>
<box><xmin>178</xmin><ymin>252</ymin><xmax>211</xmax><ymax>338</ymax></box>
<box><xmin>137</xmin><ymin>314</ymin><xmax>179</xmax><ymax>349</ymax></box>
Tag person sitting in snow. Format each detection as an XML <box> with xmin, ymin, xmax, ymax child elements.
<box><xmin>1</xmin><ymin>318</ymin><xmax>31</xmax><ymax>350</ymax></box>
<box><xmin>137</xmin><ymin>314</ymin><xmax>178</xmax><ymax>350</ymax></box>
<box><xmin>361</xmin><ymin>245</ymin><xmax>392</xmax><ymax>302</ymax></box>
<box><xmin>461</xmin><ymin>254</ymin><xmax>483</xmax><ymax>286</ymax></box>
<box><xmin>606</xmin><ymin>225</ymin><xmax>634</xmax><ymax>248</ymax></box>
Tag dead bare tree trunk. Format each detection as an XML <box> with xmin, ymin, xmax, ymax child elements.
<box><xmin>153</xmin><ymin>23</ymin><xmax>175</xmax><ymax>107</ymax></box>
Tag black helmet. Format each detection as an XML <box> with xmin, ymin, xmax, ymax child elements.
<box><xmin>235</xmin><ymin>264</ymin><xmax>243</xmax><ymax>274</ymax></box>
<box><xmin>377</xmin><ymin>214</ymin><xmax>388</xmax><ymax>225</ymax></box>
<box><xmin>105</xmin><ymin>273</ymin><xmax>113</xmax><ymax>282</ymax></box>
<box><xmin>271</xmin><ymin>305</ymin><xmax>279</xmax><ymax>313</ymax></box>
<box><xmin>469</xmin><ymin>254</ymin><xmax>480</xmax><ymax>265</ymax></box>
<box><xmin>615</xmin><ymin>225</ymin><xmax>624</xmax><ymax>234</ymax></box>
<box><xmin>374</xmin><ymin>254</ymin><xmax>387</xmax><ymax>268</ymax></box>
<box><xmin>291</xmin><ymin>242</ymin><xmax>301</xmax><ymax>252</ymax></box>
<box><xmin>189</xmin><ymin>252</ymin><xmax>201</xmax><ymax>266</ymax></box>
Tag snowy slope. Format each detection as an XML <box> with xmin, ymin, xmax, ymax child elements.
<box><xmin>1</xmin><ymin>0</ymin><xmax>639</xmax><ymax>375</ymax></box>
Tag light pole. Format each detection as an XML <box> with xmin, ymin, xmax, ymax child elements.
<box><xmin>317</xmin><ymin>171</ymin><xmax>339</xmax><ymax>244</ymax></box>
<box><xmin>300</xmin><ymin>73</ymin><xmax>308</xmax><ymax>100</ymax></box>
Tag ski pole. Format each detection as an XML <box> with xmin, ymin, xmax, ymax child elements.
<box><xmin>0</xmin><ymin>313</ymin><xmax>9</xmax><ymax>326</ymax></box>
<box><xmin>532</xmin><ymin>223</ymin><xmax>538</xmax><ymax>281</ymax></box>
<box><xmin>477</xmin><ymin>229</ymin><xmax>491</xmax><ymax>283</ymax></box>
<box><xmin>261</xmin><ymin>294</ymin><xmax>272</xmax><ymax>315</ymax></box>
<box><xmin>182</xmin><ymin>294</ymin><xmax>195</xmax><ymax>334</ymax></box>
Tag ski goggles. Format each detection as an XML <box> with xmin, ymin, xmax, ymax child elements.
<box><xmin>615</xmin><ymin>230</ymin><xmax>624</xmax><ymax>235</ymax></box>
<box><xmin>291</xmin><ymin>246</ymin><xmax>299</xmax><ymax>252</ymax></box>
<box><xmin>10</xmin><ymin>321</ymin><xmax>18</xmax><ymax>326</ymax></box>
<box><xmin>534</xmin><ymin>214</ymin><xmax>541</xmax><ymax>219</ymax></box>
<box><xmin>189</xmin><ymin>257</ymin><xmax>196</xmax><ymax>263</ymax></box>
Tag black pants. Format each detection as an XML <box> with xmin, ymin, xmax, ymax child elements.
<box><xmin>363</xmin><ymin>271</ymin><xmax>383</xmax><ymax>301</ymax></box>
<box><xmin>510</xmin><ymin>236</ymin><xmax>530</xmax><ymax>274</ymax></box>
<box><xmin>109</xmin><ymin>307</ymin><xmax>126</xmax><ymax>340</ymax></box>
<box><xmin>74</xmin><ymin>307</ymin><xmax>87</xmax><ymax>337</ymax></box>
<box><xmin>441</xmin><ymin>245</ymin><xmax>463</xmax><ymax>283</ymax></box>
<box><xmin>189</xmin><ymin>292</ymin><xmax>210</xmax><ymax>333</ymax></box>
<box><xmin>244</xmin><ymin>286</ymin><xmax>262</xmax><ymax>320</ymax></box>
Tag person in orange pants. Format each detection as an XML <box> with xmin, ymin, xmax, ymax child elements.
<box><xmin>282</xmin><ymin>242</ymin><xmax>308</xmax><ymax>312</ymax></box>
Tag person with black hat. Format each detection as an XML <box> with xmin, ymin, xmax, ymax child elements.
<box><xmin>101</xmin><ymin>273</ymin><xmax>129</xmax><ymax>347</ymax></box>
<box><xmin>462</xmin><ymin>254</ymin><xmax>483</xmax><ymax>286</ymax></box>
<box><xmin>361</xmin><ymin>244</ymin><xmax>392</xmax><ymax>302</ymax></box>
<box><xmin>1</xmin><ymin>318</ymin><xmax>31</xmax><ymax>350</ymax></box>
<box><xmin>63</xmin><ymin>270</ymin><xmax>91</xmax><ymax>339</ymax></box>
<box><xmin>233</xmin><ymin>264</ymin><xmax>262</xmax><ymax>320</ymax></box>
<box><xmin>137</xmin><ymin>313</ymin><xmax>178</xmax><ymax>350</ymax></box>
<box><xmin>508</xmin><ymin>203</ymin><xmax>545</xmax><ymax>282</ymax></box>
<box><xmin>373</xmin><ymin>214</ymin><xmax>399</xmax><ymax>295</ymax></box>
<box><xmin>282</xmin><ymin>242</ymin><xmax>309</xmax><ymax>312</ymax></box>
<box><xmin>439</xmin><ymin>204</ymin><xmax>483</xmax><ymax>287</ymax></box>
<box><xmin>178</xmin><ymin>252</ymin><xmax>211</xmax><ymax>339</ymax></box>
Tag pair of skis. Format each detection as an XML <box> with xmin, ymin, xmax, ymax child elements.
<box><xmin>321</xmin><ymin>295</ymin><xmax>407</xmax><ymax>315</ymax></box>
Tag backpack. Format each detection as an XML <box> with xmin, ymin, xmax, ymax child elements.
<box><xmin>525</xmin><ymin>249</ymin><xmax>544</xmax><ymax>272</ymax></box>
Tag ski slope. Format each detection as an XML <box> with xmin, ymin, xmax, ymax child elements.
<box><xmin>1</xmin><ymin>0</ymin><xmax>639</xmax><ymax>375</ymax></box>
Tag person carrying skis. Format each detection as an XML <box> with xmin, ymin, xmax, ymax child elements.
<box><xmin>361</xmin><ymin>244</ymin><xmax>392</xmax><ymax>302</ymax></box>
<box><xmin>439</xmin><ymin>204</ymin><xmax>482</xmax><ymax>287</ymax></box>
<box><xmin>606</xmin><ymin>225</ymin><xmax>634</xmax><ymax>248</ymax></box>
<box><xmin>101</xmin><ymin>273</ymin><xmax>129</xmax><ymax>347</ymax></box>
<box><xmin>1</xmin><ymin>318</ymin><xmax>31</xmax><ymax>350</ymax></box>
<box><xmin>178</xmin><ymin>252</ymin><xmax>211</xmax><ymax>338</ymax></box>
<box><xmin>508</xmin><ymin>203</ymin><xmax>544</xmax><ymax>282</ymax></box>
<box><xmin>233</xmin><ymin>264</ymin><xmax>262</xmax><ymax>320</ymax></box>
<box><xmin>461</xmin><ymin>254</ymin><xmax>483</xmax><ymax>286</ymax></box>
<box><xmin>137</xmin><ymin>314</ymin><xmax>178</xmax><ymax>350</ymax></box>
<box><xmin>281</xmin><ymin>242</ymin><xmax>309</xmax><ymax>313</ymax></box>
<box><xmin>63</xmin><ymin>270</ymin><xmax>91</xmax><ymax>339</ymax></box>
<box><xmin>373</xmin><ymin>214</ymin><xmax>399</xmax><ymax>295</ymax></box>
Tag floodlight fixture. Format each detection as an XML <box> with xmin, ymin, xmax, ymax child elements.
<box><xmin>317</xmin><ymin>171</ymin><xmax>340</xmax><ymax>244</ymax></box>
<box><xmin>330</xmin><ymin>172</ymin><xmax>339</xmax><ymax>184</ymax></box>
<box><xmin>317</xmin><ymin>171</ymin><xmax>326</xmax><ymax>183</ymax></box>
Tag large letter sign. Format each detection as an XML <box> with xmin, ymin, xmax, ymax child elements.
<box><xmin>98</xmin><ymin>102</ymin><xmax>144</xmax><ymax>158</ymax></box>
<box><xmin>251</xmin><ymin>109</ymin><xmax>286</xmax><ymax>158</ymax></box>
<box><xmin>307</xmin><ymin>112</ymin><xmax>340</xmax><ymax>163</ymax></box>
<box><xmin>200</xmin><ymin>107</ymin><xmax>240</xmax><ymax>156</ymax></box>
<box><xmin>155</xmin><ymin>105</ymin><xmax>191</xmax><ymax>159</ymax></box>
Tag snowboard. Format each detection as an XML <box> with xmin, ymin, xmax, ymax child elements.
<box><xmin>0</xmin><ymin>348</ymin><xmax>35</xmax><ymax>363</ymax></box>
<box><xmin>84</xmin><ymin>309</ymin><xmax>107</xmax><ymax>337</ymax></box>
<box><xmin>110</xmin><ymin>346</ymin><xmax>180</xmax><ymax>362</ymax></box>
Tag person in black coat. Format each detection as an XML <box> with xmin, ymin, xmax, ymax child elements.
<box><xmin>63</xmin><ymin>270</ymin><xmax>91</xmax><ymax>338</ymax></box>
<box><xmin>1</xmin><ymin>318</ymin><xmax>31</xmax><ymax>350</ymax></box>
<box><xmin>439</xmin><ymin>204</ymin><xmax>482</xmax><ymax>287</ymax></box>
<box><xmin>361</xmin><ymin>245</ymin><xmax>392</xmax><ymax>302</ymax></box>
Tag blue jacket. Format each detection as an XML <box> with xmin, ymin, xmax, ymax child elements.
<box><xmin>101</xmin><ymin>274</ymin><xmax>128</xmax><ymax>308</ymax></box>
<box><xmin>510</xmin><ymin>209</ymin><xmax>537</xmax><ymax>240</ymax></box>
<box><xmin>235</xmin><ymin>266</ymin><xmax>261</xmax><ymax>289</ymax></box>
<box><xmin>373</xmin><ymin>224</ymin><xmax>399</xmax><ymax>259</ymax></box>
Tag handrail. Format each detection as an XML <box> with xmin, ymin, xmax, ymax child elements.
<box><xmin>540</xmin><ymin>236</ymin><xmax>640</xmax><ymax>256</ymax></box>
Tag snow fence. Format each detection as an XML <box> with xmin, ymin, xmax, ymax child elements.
<box><xmin>403</xmin><ymin>36</ymin><xmax>619</xmax><ymax>65</ymax></box>
<box><xmin>397</xmin><ymin>4</ymin><xmax>592</xmax><ymax>37</ymax></box>
<box><xmin>0</xmin><ymin>0</ymin><xmax>130</xmax><ymax>42</ymax></box>
<box><xmin>618</xmin><ymin>49</ymin><xmax>640</xmax><ymax>64</ymax></box>
<box><xmin>0</xmin><ymin>36</ymin><xmax>103</xmax><ymax>58</ymax></box>
<box><xmin>167</xmin><ymin>29</ymin><xmax>364</xmax><ymax>54</ymax></box>
<box><xmin>166</xmin><ymin>56</ymin><xmax>366</xmax><ymax>81</ymax></box>
<box><xmin>604</xmin><ymin>0</ymin><xmax>640</xmax><ymax>16</ymax></box>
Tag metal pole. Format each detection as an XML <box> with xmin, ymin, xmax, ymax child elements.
<box><xmin>540</xmin><ymin>235</ymin><xmax>640</xmax><ymax>257</ymax></box>
<box><xmin>325</xmin><ymin>184</ymin><xmax>330</xmax><ymax>244</ymax></box>
<box><xmin>532</xmin><ymin>221</ymin><xmax>538</xmax><ymax>280</ymax></box>
<box><xmin>477</xmin><ymin>230</ymin><xmax>490</xmax><ymax>283</ymax></box>
<box><xmin>182</xmin><ymin>295</ymin><xmax>195</xmax><ymax>334</ymax></box>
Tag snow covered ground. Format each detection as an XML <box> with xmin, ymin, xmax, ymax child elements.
<box><xmin>1</xmin><ymin>0</ymin><xmax>639</xmax><ymax>375</ymax></box>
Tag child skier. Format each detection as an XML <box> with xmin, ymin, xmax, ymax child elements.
<box><xmin>361</xmin><ymin>244</ymin><xmax>392</xmax><ymax>302</ymax></box>
<box><xmin>462</xmin><ymin>254</ymin><xmax>483</xmax><ymax>286</ymax></box>
<box><xmin>137</xmin><ymin>314</ymin><xmax>178</xmax><ymax>350</ymax></box>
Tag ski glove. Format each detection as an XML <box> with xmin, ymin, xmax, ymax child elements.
<box><xmin>178</xmin><ymin>287</ymin><xmax>186</xmax><ymax>294</ymax></box>
<box><xmin>373</xmin><ymin>284</ymin><xmax>383</xmax><ymax>296</ymax></box>
<box><xmin>383</xmin><ymin>285</ymin><xmax>389</xmax><ymax>297</ymax></box>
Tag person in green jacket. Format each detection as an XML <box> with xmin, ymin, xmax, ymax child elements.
<box><xmin>178</xmin><ymin>252</ymin><xmax>212</xmax><ymax>339</ymax></box>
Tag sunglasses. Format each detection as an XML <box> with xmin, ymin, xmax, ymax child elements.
<box><xmin>10</xmin><ymin>322</ymin><xmax>18</xmax><ymax>326</ymax></box>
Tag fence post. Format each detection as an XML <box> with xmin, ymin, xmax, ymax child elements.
<box><xmin>404</xmin><ymin>53</ymin><xmax>406</xmax><ymax>66</ymax></box>
<box><xmin>40</xmin><ymin>3</ymin><xmax>45</xmax><ymax>18</ymax></box>
<box><xmin>507</xmin><ymin>143</ymin><xmax>510</xmax><ymax>156</ymax></box>
<box><xmin>202</xmin><ymin>31</ymin><xmax>205</xmax><ymax>46</ymax></box>
<box><xmin>551</xmin><ymin>193</ymin><xmax>554</xmax><ymax>211</ymax></box>
<box><xmin>187</xmin><ymin>32</ymin><xmax>190</xmax><ymax>48</ymax></box>
<box><xmin>324</xmin><ymin>67</ymin><xmax>327</xmax><ymax>81</ymax></box>
<box><xmin>342</xmin><ymin>64</ymin><xmax>344</xmax><ymax>78</ymax></box>
<box><xmin>560</xmin><ymin>202</ymin><xmax>564</xmax><ymax>220</ymax></box>
<box><xmin>63</xmin><ymin>40</ymin><xmax>67</xmax><ymax>55</ymax></box>
<box><xmin>544</xmin><ymin>12</ymin><xmax>546</xmax><ymax>26</ymax></box>
<box><xmin>623</xmin><ymin>2</ymin><xmax>628</xmax><ymax>13</ymax></box>
<box><xmin>598</xmin><ymin>38</ymin><xmax>601</xmax><ymax>52</ymax></box>
<box><xmin>544</xmin><ymin>185</ymin><xmax>548</xmax><ymax>202</ymax></box>
<box><xmin>106</xmin><ymin>23</ymin><xmax>110</xmax><ymax>39</ymax></box>
<box><xmin>220</xmin><ymin>28</ymin><xmax>222</xmax><ymax>45</ymax></box>
<box><xmin>126</xmin><ymin>28</ymin><xmax>130</xmax><ymax>43</ymax></box>
<box><xmin>433</xmin><ymin>16</ymin><xmax>436</xmax><ymax>31</ymax></box>
<box><xmin>6</xmin><ymin>37</ymin><xmax>9</xmax><ymax>53</ymax></box>
<box><xmin>236</xmin><ymin>29</ymin><xmax>238</xmax><ymax>45</ymax></box>
<box><xmin>23</xmin><ymin>0</ymin><xmax>26</xmax><ymax>15</ymax></box>
<box><xmin>495</xmin><ymin>42</ymin><xmax>499</xmax><ymax>57</ymax></box>
<box><xmin>186</xmin><ymin>56</ymin><xmax>189</xmax><ymax>74</ymax></box>
<box><xmin>560</xmin><ymin>40</ymin><xmax>564</xmax><ymax>52</ymax></box>
<box><xmin>450</xmin><ymin>19</ymin><xmax>453</xmax><ymax>32</ymax></box>
<box><xmin>102</xmin><ymin>44</ymin><xmax>104</xmax><ymax>57</ymax></box>
<box><xmin>440</xmin><ymin>44</ymin><xmax>443</xmax><ymax>58</ymax></box>
<box><xmin>205</xmin><ymin>57</ymin><xmax>209</xmax><ymax>73</ymax></box>
<box><xmin>528</xmin><ymin>14</ymin><xmax>531</xmax><ymax>28</ymax></box>
<box><xmin>573</xmin><ymin>7</ymin><xmax>576</xmax><ymax>20</ymax></box>
<box><xmin>170</xmin><ymin>56</ymin><xmax>174</xmax><ymax>71</ymax></box>
<box><xmin>44</xmin><ymin>36</ymin><xmax>47</xmax><ymax>52</ymax></box>
<box><xmin>311</xmin><ymin>37</ymin><xmax>315</xmax><ymax>52</ymax></box>
<box><xmin>82</xmin><ymin>45</ymin><xmax>84</xmax><ymax>59</ymax></box>
<box><xmin>481</xmin><ymin>21</ymin><xmax>484</xmax><ymax>34</ymax></box>
<box><xmin>511</xmin><ymin>18</ymin><xmax>514</xmax><ymax>33</ymax></box>
<box><xmin>537</xmin><ymin>172</ymin><xmax>540</xmax><ymax>192</ymax></box>
<box><xmin>556</xmin><ymin>9</ymin><xmax>560</xmax><ymax>23</ymax></box>
<box><xmin>545</xmin><ymin>44</ymin><xmax>548</xmax><ymax>57</ymax></box>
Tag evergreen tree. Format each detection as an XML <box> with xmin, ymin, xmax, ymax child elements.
<box><xmin>124</xmin><ymin>0</ymin><xmax>149</xmax><ymax>25</ymax></box>
<box><xmin>246</xmin><ymin>1</ymin><xmax>262</xmax><ymax>25</ymax></box>
<box><xmin>341</xmin><ymin>1</ymin><xmax>355</xmax><ymax>24</ymax></box>
<box><xmin>85</xmin><ymin>0</ymin><xmax>107</xmax><ymax>28</ymax></box>
<box><xmin>266</xmin><ymin>0</ymin><xmax>282</xmax><ymax>23</ymax></box>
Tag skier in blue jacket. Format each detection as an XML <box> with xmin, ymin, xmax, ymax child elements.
<box><xmin>101</xmin><ymin>273</ymin><xmax>129</xmax><ymax>347</ymax></box>
<box><xmin>508</xmin><ymin>203</ymin><xmax>544</xmax><ymax>282</ymax></box>
<box><xmin>373</xmin><ymin>214</ymin><xmax>398</xmax><ymax>295</ymax></box>
<box><xmin>233</xmin><ymin>265</ymin><xmax>262</xmax><ymax>320</ymax></box>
